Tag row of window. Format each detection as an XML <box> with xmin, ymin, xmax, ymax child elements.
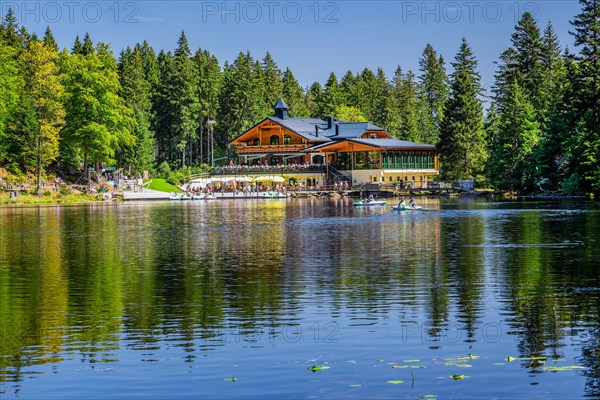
<box><xmin>381</xmin><ymin>151</ymin><xmax>436</xmax><ymax>170</ymax></box>
<box><xmin>335</xmin><ymin>151</ymin><xmax>436</xmax><ymax>170</ymax></box>
<box><xmin>250</xmin><ymin>135</ymin><xmax>293</xmax><ymax>146</ymax></box>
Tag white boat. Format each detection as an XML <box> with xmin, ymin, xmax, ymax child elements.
<box><xmin>169</xmin><ymin>192</ymin><xmax>181</xmax><ymax>200</ymax></box>
<box><xmin>392</xmin><ymin>204</ymin><xmax>423</xmax><ymax>211</ymax></box>
<box><xmin>353</xmin><ymin>199</ymin><xmax>386</xmax><ymax>207</ymax></box>
<box><xmin>192</xmin><ymin>193</ymin><xmax>205</xmax><ymax>200</ymax></box>
<box><xmin>263</xmin><ymin>191</ymin><xmax>286</xmax><ymax>199</ymax></box>
<box><xmin>205</xmin><ymin>194</ymin><xmax>217</xmax><ymax>200</ymax></box>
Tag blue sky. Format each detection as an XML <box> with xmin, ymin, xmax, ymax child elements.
<box><xmin>4</xmin><ymin>1</ymin><xmax>581</xmax><ymax>91</ymax></box>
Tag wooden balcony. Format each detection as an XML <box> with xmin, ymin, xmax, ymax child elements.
<box><xmin>234</xmin><ymin>144</ymin><xmax>308</xmax><ymax>155</ymax></box>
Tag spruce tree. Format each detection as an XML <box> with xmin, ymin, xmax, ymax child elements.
<box><xmin>567</xmin><ymin>0</ymin><xmax>600</xmax><ymax>195</ymax></box>
<box><xmin>418</xmin><ymin>45</ymin><xmax>449</xmax><ymax>142</ymax></box>
<box><xmin>490</xmin><ymin>82</ymin><xmax>541</xmax><ymax>192</ymax></box>
<box><xmin>261</xmin><ymin>52</ymin><xmax>283</xmax><ymax>110</ymax></box>
<box><xmin>439</xmin><ymin>38</ymin><xmax>487</xmax><ymax>180</ymax></box>
<box><xmin>282</xmin><ymin>67</ymin><xmax>307</xmax><ymax>117</ymax></box>
<box><xmin>43</xmin><ymin>26</ymin><xmax>58</xmax><ymax>52</ymax></box>
<box><xmin>320</xmin><ymin>72</ymin><xmax>341</xmax><ymax>117</ymax></box>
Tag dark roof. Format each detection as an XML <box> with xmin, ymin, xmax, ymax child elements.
<box><xmin>320</xmin><ymin>122</ymin><xmax>389</xmax><ymax>138</ymax></box>
<box><xmin>273</xmin><ymin>98</ymin><xmax>288</xmax><ymax>110</ymax></box>
<box><xmin>347</xmin><ymin>138</ymin><xmax>436</xmax><ymax>149</ymax></box>
<box><xmin>267</xmin><ymin>117</ymin><xmax>330</xmax><ymax>142</ymax></box>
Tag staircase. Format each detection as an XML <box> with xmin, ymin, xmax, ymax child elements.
<box><xmin>328</xmin><ymin>166</ymin><xmax>352</xmax><ymax>183</ymax></box>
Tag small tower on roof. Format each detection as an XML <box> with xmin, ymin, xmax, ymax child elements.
<box><xmin>273</xmin><ymin>98</ymin><xmax>289</xmax><ymax>120</ymax></box>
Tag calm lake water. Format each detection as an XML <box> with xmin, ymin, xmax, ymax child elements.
<box><xmin>0</xmin><ymin>198</ymin><xmax>599</xmax><ymax>399</ymax></box>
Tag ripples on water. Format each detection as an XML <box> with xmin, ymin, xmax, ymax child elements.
<box><xmin>0</xmin><ymin>198</ymin><xmax>598</xmax><ymax>399</ymax></box>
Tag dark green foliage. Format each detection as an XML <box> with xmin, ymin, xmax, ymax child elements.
<box><xmin>439</xmin><ymin>38</ymin><xmax>487</xmax><ymax>180</ymax></box>
<box><xmin>418</xmin><ymin>44</ymin><xmax>449</xmax><ymax>143</ymax></box>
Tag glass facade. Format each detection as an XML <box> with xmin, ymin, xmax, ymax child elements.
<box><xmin>381</xmin><ymin>150</ymin><xmax>435</xmax><ymax>169</ymax></box>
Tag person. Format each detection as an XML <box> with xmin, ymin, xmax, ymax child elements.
<box><xmin>409</xmin><ymin>197</ymin><xmax>416</xmax><ymax>209</ymax></box>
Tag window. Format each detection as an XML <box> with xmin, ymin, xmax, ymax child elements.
<box><xmin>270</xmin><ymin>135</ymin><xmax>280</xmax><ymax>145</ymax></box>
<box><xmin>370</xmin><ymin>133</ymin><xmax>377</xmax><ymax>139</ymax></box>
<box><xmin>253</xmin><ymin>139</ymin><xmax>260</xmax><ymax>146</ymax></box>
<box><xmin>284</xmin><ymin>135</ymin><xmax>291</xmax><ymax>144</ymax></box>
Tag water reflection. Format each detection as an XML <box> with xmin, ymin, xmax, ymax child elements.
<box><xmin>0</xmin><ymin>199</ymin><xmax>598</xmax><ymax>398</ymax></box>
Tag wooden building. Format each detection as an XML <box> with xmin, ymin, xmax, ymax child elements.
<box><xmin>227</xmin><ymin>98</ymin><xmax>439</xmax><ymax>187</ymax></box>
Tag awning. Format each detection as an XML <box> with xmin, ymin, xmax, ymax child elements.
<box><xmin>280</xmin><ymin>153</ymin><xmax>306</xmax><ymax>160</ymax></box>
<box><xmin>245</xmin><ymin>154</ymin><xmax>270</xmax><ymax>161</ymax></box>
<box><xmin>253</xmin><ymin>176</ymin><xmax>285</xmax><ymax>183</ymax></box>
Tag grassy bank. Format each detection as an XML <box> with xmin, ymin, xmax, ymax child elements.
<box><xmin>0</xmin><ymin>192</ymin><xmax>102</xmax><ymax>205</ymax></box>
<box><xmin>145</xmin><ymin>179</ymin><xmax>181</xmax><ymax>193</ymax></box>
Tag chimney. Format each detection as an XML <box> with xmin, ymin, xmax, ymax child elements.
<box><xmin>327</xmin><ymin>115</ymin><xmax>333</xmax><ymax>129</ymax></box>
<box><xmin>335</xmin><ymin>123</ymin><xmax>339</xmax><ymax>136</ymax></box>
<box><xmin>315</xmin><ymin>125</ymin><xmax>319</xmax><ymax>137</ymax></box>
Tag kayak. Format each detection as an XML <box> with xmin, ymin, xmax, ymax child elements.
<box><xmin>392</xmin><ymin>205</ymin><xmax>422</xmax><ymax>211</ymax></box>
<box><xmin>353</xmin><ymin>200</ymin><xmax>386</xmax><ymax>207</ymax></box>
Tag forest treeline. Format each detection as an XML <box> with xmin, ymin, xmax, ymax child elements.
<box><xmin>0</xmin><ymin>0</ymin><xmax>598</xmax><ymax>196</ymax></box>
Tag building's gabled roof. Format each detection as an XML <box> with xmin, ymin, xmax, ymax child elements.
<box><xmin>348</xmin><ymin>139</ymin><xmax>435</xmax><ymax>150</ymax></box>
<box><xmin>305</xmin><ymin>138</ymin><xmax>437</xmax><ymax>152</ymax></box>
<box><xmin>320</xmin><ymin>122</ymin><xmax>390</xmax><ymax>139</ymax></box>
<box><xmin>267</xmin><ymin>117</ymin><xmax>330</xmax><ymax>142</ymax></box>
<box><xmin>348</xmin><ymin>138</ymin><xmax>436</xmax><ymax>149</ymax></box>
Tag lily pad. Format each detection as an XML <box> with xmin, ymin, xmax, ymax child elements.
<box><xmin>543</xmin><ymin>365</ymin><xmax>584</xmax><ymax>371</ymax></box>
<box><xmin>310</xmin><ymin>365</ymin><xmax>330</xmax><ymax>372</ymax></box>
<box><xmin>451</xmin><ymin>374</ymin><xmax>466</xmax><ymax>380</ymax></box>
<box><xmin>455</xmin><ymin>364</ymin><xmax>472</xmax><ymax>368</ymax></box>
<box><xmin>403</xmin><ymin>359</ymin><xmax>420</xmax><ymax>362</ymax></box>
<box><xmin>224</xmin><ymin>377</ymin><xmax>237</xmax><ymax>382</ymax></box>
<box><xmin>387</xmin><ymin>380</ymin><xmax>404</xmax><ymax>384</ymax></box>
<box><xmin>350</xmin><ymin>384</ymin><xmax>362</xmax><ymax>387</ymax></box>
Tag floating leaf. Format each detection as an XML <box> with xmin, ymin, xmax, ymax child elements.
<box><xmin>310</xmin><ymin>365</ymin><xmax>330</xmax><ymax>372</ymax></box>
<box><xmin>506</xmin><ymin>356</ymin><xmax>547</xmax><ymax>362</ymax></box>
<box><xmin>468</xmin><ymin>354</ymin><xmax>480</xmax><ymax>359</ymax></box>
<box><xmin>378</xmin><ymin>359</ymin><xmax>384</xmax><ymax>363</ymax></box>
<box><xmin>348</xmin><ymin>360</ymin><xmax>357</xmax><ymax>364</ymax></box>
<box><xmin>544</xmin><ymin>366</ymin><xmax>584</xmax><ymax>371</ymax></box>
<box><xmin>224</xmin><ymin>377</ymin><xmax>237</xmax><ymax>382</ymax></box>
<box><xmin>424</xmin><ymin>395</ymin><xmax>438</xmax><ymax>399</ymax></box>
<box><xmin>455</xmin><ymin>364</ymin><xmax>472</xmax><ymax>368</ymax></box>
<box><xmin>393</xmin><ymin>365</ymin><xmax>408</xmax><ymax>369</ymax></box>
<box><xmin>387</xmin><ymin>380</ymin><xmax>404</xmax><ymax>384</ymax></box>
<box><xmin>451</xmin><ymin>374</ymin><xmax>465</xmax><ymax>380</ymax></box>
<box><xmin>350</xmin><ymin>384</ymin><xmax>362</xmax><ymax>387</ymax></box>
<box><xmin>403</xmin><ymin>359</ymin><xmax>420</xmax><ymax>363</ymax></box>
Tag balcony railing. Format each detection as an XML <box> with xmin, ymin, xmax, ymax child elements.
<box><xmin>212</xmin><ymin>164</ymin><xmax>326</xmax><ymax>175</ymax></box>
<box><xmin>234</xmin><ymin>144</ymin><xmax>308</xmax><ymax>154</ymax></box>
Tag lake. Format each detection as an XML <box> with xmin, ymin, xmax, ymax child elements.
<box><xmin>0</xmin><ymin>198</ymin><xmax>598</xmax><ymax>399</ymax></box>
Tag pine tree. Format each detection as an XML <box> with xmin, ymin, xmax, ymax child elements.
<box><xmin>490</xmin><ymin>82</ymin><xmax>541</xmax><ymax>192</ymax></box>
<box><xmin>567</xmin><ymin>0</ymin><xmax>600</xmax><ymax>195</ymax></box>
<box><xmin>439</xmin><ymin>38</ymin><xmax>487</xmax><ymax>180</ymax></box>
<box><xmin>418</xmin><ymin>44</ymin><xmax>449</xmax><ymax>144</ymax></box>
<box><xmin>43</xmin><ymin>26</ymin><xmax>58</xmax><ymax>52</ymax></box>
<box><xmin>118</xmin><ymin>44</ymin><xmax>155</xmax><ymax>173</ymax></box>
<box><xmin>82</xmin><ymin>32</ymin><xmax>94</xmax><ymax>55</ymax></box>
<box><xmin>282</xmin><ymin>67</ymin><xmax>307</xmax><ymax>117</ymax></box>
<box><xmin>261</xmin><ymin>52</ymin><xmax>283</xmax><ymax>110</ymax></box>
<box><xmin>392</xmin><ymin>67</ymin><xmax>421</xmax><ymax>142</ymax></box>
<box><xmin>72</xmin><ymin>35</ymin><xmax>83</xmax><ymax>55</ymax></box>
<box><xmin>339</xmin><ymin>70</ymin><xmax>357</xmax><ymax>107</ymax></box>
<box><xmin>194</xmin><ymin>48</ymin><xmax>221</xmax><ymax>165</ymax></box>
<box><xmin>1</xmin><ymin>8</ymin><xmax>19</xmax><ymax>48</ymax></box>
<box><xmin>217</xmin><ymin>52</ymin><xmax>265</xmax><ymax>147</ymax></box>
<box><xmin>320</xmin><ymin>72</ymin><xmax>340</xmax><ymax>117</ymax></box>
<box><xmin>305</xmin><ymin>82</ymin><xmax>322</xmax><ymax>118</ymax></box>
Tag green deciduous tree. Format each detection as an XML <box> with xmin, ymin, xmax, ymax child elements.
<box><xmin>18</xmin><ymin>41</ymin><xmax>65</xmax><ymax>194</ymax></box>
<box><xmin>61</xmin><ymin>45</ymin><xmax>134</xmax><ymax>173</ymax></box>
